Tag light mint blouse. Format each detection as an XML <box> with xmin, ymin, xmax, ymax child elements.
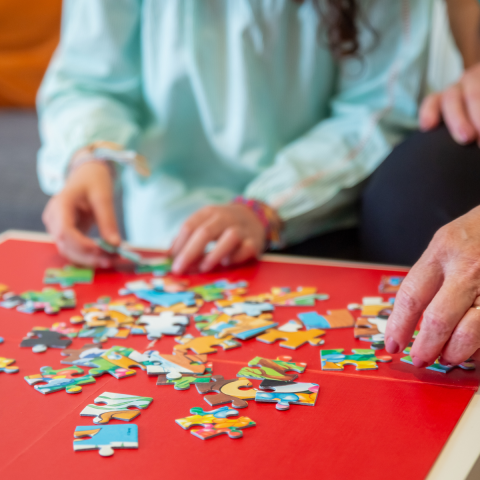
<box><xmin>37</xmin><ymin>0</ymin><xmax>432</xmax><ymax>248</ymax></box>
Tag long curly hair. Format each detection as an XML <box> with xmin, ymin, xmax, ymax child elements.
<box><xmin>294</xmin><ymin>0</ymin><xmax>361</xmax><ymax>58</ymax></box>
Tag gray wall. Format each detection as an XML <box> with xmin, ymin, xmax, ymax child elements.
<box><xmin>0</xmin><ymin>109</ymin><xmax>49</xmax><ymax>233</ymax></box>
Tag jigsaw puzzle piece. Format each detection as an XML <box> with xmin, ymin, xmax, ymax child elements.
<box><xmin>143</xmin><ymin>350</ymin><xmax>208</xmax><ymax>376</ymax></box>
<box><xmin>44</xmin><ymin>265</ymin><xmax>94</xmax><ymax>287</ymax></box>
<box><xmin>156</xmin><ymin>373</ymin><xmax>212</xmax><ymax>390</ymax></box>
<box><xmin>196</xmin><ymin>375</ymin><xmax>256</xmax><ymax>409</ymax></box>
<box><xmin>320</xmin><ymin>348</ymin><xmax>392</xmax><ymax>371</ymax></box>
<box><xmin>255</xmin><ymin>380</ymin><xmax>319</xmax><ymax>410</ymax></box>
<box><xmin>298</xmin><ymin>309</ymin><xmax>354</xmax><ymax>329</ymax></box>
<box><xmin>0</xmin><ymin>357</ymin><xmax>19</xmax><ymax>374</ymax></box>
<box><xmin>379</xmin><ymin>275</ymin><xmax>405</xmax><ymax>294</ymax></box>
<box><xmin>237</xmin><ymin>356</ymin><xmax>306</xmax><ymax>382</ymax></box>
<box><xmin>135</xmin><ymin>256</ymin><xmax>172</xmax><ymax>276</ymax></box>
<box><xmin>18</xmin><ymin>288</ymin><xmax>76</xmax><ymax>314</ymax></box>
<box><xmin>60</xmin><ymin>344</ymin><xmax>105</xmax><ymax>367</ymax></box>
<box><xmin>88</xmin><ymin>346</ymin><xmax>146</xmax><ymax>379</ymax></box>
<box><xmin>354</xmin><ymin>317</ymin><xmax>388</xmax><ymax>349</ymax></box>
<box><xmin>174</xmin><ymin>334</ymin><xmax>241</xmax><ymax>355</ymax></box>
<box><xmin>401</xmin><ymin>347</ymin><xmax>476</xmax><ymax>373</ymax></box>
<box><xmin>20</xmin><ymin>327</ymin><xmax>72</xmax><ymax>353</ymax></box>
<box><xmin>176</xmin><ymin>407</ymin><xmax>255</xmax><ymax>440</ymax></box>
<box><xmin>80</xmin><ymin>392</ymin><xmax>153</xmax><ymax>424</ymax></box>
<box><xmin>135</xmin><ymin>311</ymin><xmax>189</xmax><ymax>340</ymax></box>
<box><xmin>25</xmin><ymin>366</ymin><xmax>96</xmax><ymax>394</ymax></box>
<box><xmin>73</xmin><ymin>424</ymin><xmax>138</xmax><ymax>456</ymax></box>
<box><xmin>190</xmin><ymin>280</ymin><xmax>248</xmax><ymax>302</ymax></box>
<box><xmin>150</xmin><ymin>299</ymin><xmax>203</xmax><ymax>315</ymax></box>
<box><xmin>256</xmin><ymin>328</ymin><xmax>325</xmax><ymax>349</ymax></box>
<box><xmin>216</xmin><ymin>301</ymin><xmax>274</xmax><ymax>317</ymax></box>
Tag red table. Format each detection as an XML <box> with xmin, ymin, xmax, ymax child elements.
<box><xmin>0</xmin><ymin>233</ymin><xmax>478</xmax><ymax>480</ymax></box>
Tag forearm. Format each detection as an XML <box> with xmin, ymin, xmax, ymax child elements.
<box><xmin>446</xmin><ymin>0</ymin><xmax>480</xmax><ymax>67</ymax></box>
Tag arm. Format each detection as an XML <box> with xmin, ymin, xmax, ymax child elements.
<box><xmin>38</xmin><ymin>0</ymin><xmax>142</xmax><ymax>266</ymax></box>
<box><xmin>171</xmin><ymin>0</ymin><xmax>432</xmax><ymax>273</ymax></box>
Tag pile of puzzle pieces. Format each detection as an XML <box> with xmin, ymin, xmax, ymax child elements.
<box><xmin>9</xmin><ymin>267</ymin><xmax>479</xmax><ymax>455</ymax></box>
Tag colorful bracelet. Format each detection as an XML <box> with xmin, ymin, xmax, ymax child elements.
<box><xmin>232</xmin><ymin>196</ymin><xmax>283</xmax><ymax>250</ymax></box>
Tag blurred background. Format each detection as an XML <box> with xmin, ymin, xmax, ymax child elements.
<box><xmin>0</xmin><ymin>0</ymin><xmax>464</xmax><ymax>235</ymax></box>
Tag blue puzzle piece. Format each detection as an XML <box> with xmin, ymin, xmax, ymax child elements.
<box><xmin>189</xmin><ymin>406</ymin><xmax>238</xmax><ymax>419</ymax></box>
<box><xmin>134</xmin><ymin>290</ymin><xmax>196</xmax><ymax>307</ymax></box>
<box><xmin>298</xmin><ymin>312</ymin><xmax>331</xmax><ymax>329</ymax></box>
<box><xmin>73</xmin><ymin>424</ymin><xmax>138</xmax><ymax>456</ymax></box>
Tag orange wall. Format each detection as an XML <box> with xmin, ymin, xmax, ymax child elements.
<box><xmin>0</xmin><ymin>0</ymin><xmax>62</xmax><ymax>107</ymax></box>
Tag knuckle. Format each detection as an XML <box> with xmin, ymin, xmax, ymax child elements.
<box><xmin>454</xmin><ymin>326</ymin><xmax>480</xmax><ymax>350</ymax></box>
<box><xmin>422</xmin><ymin>312</ymin><xmax>451</xmax><ymax>338</ymax></box>
<box><xmin>227</xmin><ymin>227</ymin><xmax>241</xmax><ymax>242</ymax></box>
<box><xmin>395</xmin><ymin>283</ymin><xmax>424</xmax><ymax>316</ymax></box>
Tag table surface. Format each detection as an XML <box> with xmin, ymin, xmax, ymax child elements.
<box><xmin>0</xmin><ymin>229</ymin><xmax>479</xmax><ymax>480</ymax></box>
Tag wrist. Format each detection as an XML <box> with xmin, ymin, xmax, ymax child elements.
<box><xmin>232</xmin><ymin>196</ymin><xmax>284</xmax><ymax>249</ymax></box>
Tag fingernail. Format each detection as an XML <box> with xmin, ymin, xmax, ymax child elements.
<box><xmin>385</xmin><ymin>337</ymin><xmax>399</xmax><ymax>354</ymax></box>
<box><xmin>412</xmin><ymin>356</ymin><xmax>428</xmax><ymax>368</ymax></box>
<box><xmin>438</xmin><ymin>357</ymin><xmax>452</xmax><ymax>366</ymax></box>
<box><xmin>456</xmin><ymin>131</ymin><xmax>470</xmax><ymax>144</ymax></box>
<box><xmin>221</xmin><ymin>257</ymin><xmax>230</xmax><ymax>267</ymax></box>
<box><xmin>109</xmin><ymin>234</ymin><xmax>121</xmax><ymax>245</ymax></box>
<box><xmin>99</xmin><ymin>258</ymin><xmax>111</xmax><ymax>269</ymax></box>
<box><xmin>172</xmin><ymin>259</ymin><xmax>182</xmax><ymax>274</ymax></box>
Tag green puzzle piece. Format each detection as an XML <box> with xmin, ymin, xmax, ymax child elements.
<box><xmin>24</xmin><ymin>366</ymin><xmax>96</xmax><ymax>394</ymax></box>
<box><xmin>19</xmin><ymin>288</ymin><xmax>76</xmax><ymax>314</ymax></box>
<box><xmin>156</xmin><ymin>373</ymin><xmax>212</xmax><ymax>390</ymax></box>
<box><xmin>401</xmin><ymin>347</ymin><xmax>475</xmax><ymax>373</ymax></box>
<box><xmin>44</xmin><ymin>265</ymin><xmax>94</xmax><ymax>287</ymax></box>
<box><xmin>321</xmin><ymin>348</ymin><xmax>392</xmax><ymax>371</ymax></box>
<box><xmin>237</xmin><ymin>356</ymin><xmax>307</xmax><ymax>382</ymax></box>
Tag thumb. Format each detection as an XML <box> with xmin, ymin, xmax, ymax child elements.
<box><xmin>88</xmin><ymin>190</ymin><xmax>121</xmax><ymax>246</ymax></box>
<box><xmin>419</xmin><ymin>92</ymin><xmax>442</xmax><ymax>131</ymax></box>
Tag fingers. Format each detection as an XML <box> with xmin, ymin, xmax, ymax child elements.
<box><xmin>409</xmin><ymin>278</ymin><xmax>477</xmax><ymax>367</ymax></box>
<box><xmin>43</xmin><ymin>196</ymin><xmax>113</xmax><ymax>268</ymax></box>
<box><xmin>172</xmin><ymin>219</ymin><xmax>225</xmax><ymax>274</ymax></box>
<box><xmin>419</xmin><ymin>92</ymin><xmax>442</xmax><ymax>131</ymax></box>
<box><xmin>199</xmin><ymin>228</ymin><xmax>242</xmax><ymax>272</ymax></box>
<box><xmin>440</xmin><ymin>307</ymin><xmax>480</xmax><ymax>365</ymax></box>
<box><xmin>171</xmin><ymin>209</ymin><xmax>212</xmax><ymax>258</ymax></box>
<box><xmin>229</xmin><ymin>238</ymin><xmax>258</xmax><ymax>265</ymax></box>
<box><xmin>385</xmin><ymin>251</ymin><xmax>443</xmax><ymax>355</ymax></box>
<box><xmin>441</xmin><ymin>84</ymin><xmax>477</xmax><ymax>144</ymax></box>
<box><xmin>462</xmin><ymin>66</ymin><xmax>480</xmax><ymax>143</ymax></box>
<box><xmin>88</xmin><ymin>188</ymin><xmax>121</xmax><ymax>246</ymax></box>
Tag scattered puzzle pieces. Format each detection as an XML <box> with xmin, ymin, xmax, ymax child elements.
<box><xmin>196</xmin><ymin>375</ymin><xmax>257</xmax><ymax>409</ymax></box>
<box><xmin>237</xmin><ymin>356</ymin><xmax>306</xmax><ymax>382</ymax></box>
<box><xmin>401</xmin><ymin>347</ymin><xmax>476</xmax><ymax>373</ymax></box>
<box><xmin>320</xmin><ymin>348</ymin><xmax>392</xmax><ymax>371</ymax></box>
<box><xmin>20</xmin><ymin>327</ymin><xmax>73</xmax><ymax>353</ymax></box>
<box><xmin>216</xmin><ymin>301</ymin><xmax>274</xmax><ymax>317</ymax></box>
<box><xmin>298</xmin><ymin>309</ymin><xmax>354</xmax><ymax>329</ymax></box>
<box><xmin>135</xmin><ymin>311</ymin><xmax>189</xmax><ymax>340</ymax></box>
<box><xmin>190</xmin><ymin>280</ymin><xmax>248</xmax><ymax>302</ymax></box>
<box><xmin>25</xmin><ymin>366</ymin><xmax>96</xmax><ymax>394</ymax></box>
<box><xmin>44</xmin><ymin>265</ymin><xmax>94</xmax><ymax>287</ymax></box>
<box><xmin>73</xmin><ymin>424</ymin><xmax>138</xmax><ymax>456</ymax></box>
<box><xmin>80</xmin><ymin>392</ymin><xmax>153</xmax><ymax>424</ymax></box>
<box><xmin>194</xmin><ymin>312</ymin><xmax>277</xmax><ymax>340</ymax></box>
<box><xmin>256</xmin><ymin>327</ymin><xmax>325</xmax><ymax>349</ymax></box>
<box><xmin>175</xmin><ymin>407</ymin><xmax>255</xmax><ymax>440</ymax></box>
<box><xmin>174</xmin><ymin>334</ymin><xmax>241</xmax><ymax>355</ymax></box>
<box><xmin>0</xmin><ymin>357</ymin><xmax>19</xmax><ymax>374</ymax></box>
<box><xmin>1</xmin><ymin>287</ymin><xmax>76</xmax><ymax>314</ymax></box>
<box><xmin>255</xmin><ymin>380</ymin><xmax>319</xmax><ymax>411</ymax></box>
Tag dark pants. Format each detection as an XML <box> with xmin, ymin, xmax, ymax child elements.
<box><xmin>279</xmin><ymin>126</ymin><xmax>480</xmax><ymax>266</ymax></box>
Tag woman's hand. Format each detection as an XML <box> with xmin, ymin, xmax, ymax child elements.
<box><xmin>385</xmin><ymin>206</ymin><xmax>480</xmax><ymax>367</ymax></box>
<box><xmin>420</xmin><ymin>64</ymin><xmax>480</xmax><ymax>145</ymax></box>
<box><xmin>171</xmin><ymin>204</ymin><xmax>267</xmax><ymax>274</ymax></box>
<box><xmin>42</xmin><ymin>161</ymin><xmax>121</xmax><ymax>267</ymax></box>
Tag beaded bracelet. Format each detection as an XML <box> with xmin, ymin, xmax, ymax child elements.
<box><xmin>232</xmin><ymin>196</ymin><xmax>283</xmax><ymax>250</ymax></box>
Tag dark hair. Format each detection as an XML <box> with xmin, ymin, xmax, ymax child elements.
<box><xmin>315</xmin><ymin>0</ymin><xmax>360</xmax><ymax>58</ymax></box>
<box><xmin>294</xmin><ymin>0</ymin><xmax>360</xmax><ymax>58</ymax></box>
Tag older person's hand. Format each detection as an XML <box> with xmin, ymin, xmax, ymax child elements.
<box><xmin>385</xmin><ymin>206</ymin><xmax>480</xmax><ymax>367</ymax></box>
